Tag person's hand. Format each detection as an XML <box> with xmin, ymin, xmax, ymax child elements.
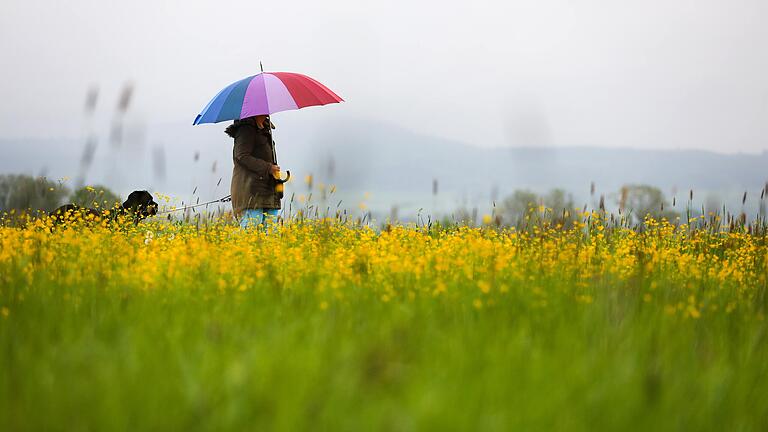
<box><xmin>270</xmin><ymin>164</ymin><xmax>281</xmax><ymax>178</ymax></box>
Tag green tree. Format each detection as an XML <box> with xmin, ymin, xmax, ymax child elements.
<box><xmin>500</xmin><ymin>190</ymin><xmax>538</xmax><ymax>225</ymax></box>
<box><xmin>617</xmin><ymin>184</ymin><xmax>678</xmax><ymax>223</ymax></box>
<box><xmin>70</xmin><ymin>185</ymin><xmax>121</xmax><ymax>209</ymax></box>
<box><xmin>543</xmin><ymin>188</ymin><xmax>574</xmax><ymax>212</ymax></box>
<box><xmin>499</xmin><ymin>189</ymin><xmax>575</xmax><ymax>227</ymax></box>
<box><xmin>0</xmin><ymin>174</ymin><xmax>70</xmax><ymax>213</ymax></box>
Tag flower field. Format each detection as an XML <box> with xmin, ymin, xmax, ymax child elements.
<box><xmin>1</xmin><ymin>214</ymin><xmax>767</xmax><ymax>430</ymax></box>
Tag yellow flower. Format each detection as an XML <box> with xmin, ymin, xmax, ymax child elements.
<box><xmin>478</xmin><ymin>280</ymin><xmax>491</xmax><ymax>294</ymax></box>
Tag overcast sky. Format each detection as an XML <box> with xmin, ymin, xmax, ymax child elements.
<box><xmin>1</xmin><ymin>0</ymin><xmax>767</xmax><ymax>153</ymax></box>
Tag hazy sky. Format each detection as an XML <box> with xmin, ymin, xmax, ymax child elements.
<box><xmin>1</xmin><ymin>0</ymin><xmax>767</xmax><ymax>153</ymax></box>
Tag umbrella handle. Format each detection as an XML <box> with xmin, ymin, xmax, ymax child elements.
<box><xmin>274</xmin><ymin>170</ymin><xmax>291</xmax><ymax>184</ymax></box>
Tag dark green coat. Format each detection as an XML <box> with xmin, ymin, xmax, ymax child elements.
<box><xmin>226</xmin><ymin>120</ymin><xmax>281</xmax><ymax>216</ymax></box>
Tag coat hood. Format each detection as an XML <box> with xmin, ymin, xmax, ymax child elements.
<box><xmin>224</xmin><ymin>120</ymin><xmax>246</xmax><ymax>138</ymax></box>
<box><xmin>225</xmin><ymin>118</ymin><xmax>275</xmax><ymax>138</ymax></box>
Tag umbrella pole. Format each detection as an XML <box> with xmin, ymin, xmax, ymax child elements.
<box><xmin>261</xmin><ymin>61</ymin><xmax>275</xmax><ymax>165</ymax></box>
<box><xmin>269</xmin><ymin>123</ymin><xmax>277</xmax><ymax>165</ymax></box>
<box><xmin>261</xmin><ymin>63</ymin><xmax>288</xmax><ymax>191</ymax></box>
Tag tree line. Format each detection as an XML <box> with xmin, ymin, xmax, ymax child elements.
<box><xmin>0</xmin><ymin>174</ymin><xmax>120</xmax><ymax>215</ymax></box>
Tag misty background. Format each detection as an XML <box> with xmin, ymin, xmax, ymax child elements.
<box><xmin>1</xmin><ymin>0</ymin><xmax>767</xmax><ymax>220</ymax></box>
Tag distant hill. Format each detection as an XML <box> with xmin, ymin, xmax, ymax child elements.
<box><xmin>1</xmin><ymin>117</ymin><xmax>766</xmax><ymax>217</ymax></box>
<box><xmin>299</xmin><ymin>119</ymin><xmax>768</xmax><ymax>213</ymax></box>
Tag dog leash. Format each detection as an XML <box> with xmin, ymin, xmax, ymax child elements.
<box><xmin>156</xmin><ymin>195</ymin><xmax>232</xmax><ymax>215</ymax></box>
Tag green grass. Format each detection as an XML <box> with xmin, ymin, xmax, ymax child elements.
<box><xmin>3</xmin><ymin>280</ymin><xmax>767</xmax><ymax>430</ymax></box>
<box><xmin>1</xmin><ymin>220</ymin><xmax>767</xmax><ymax>431</ymax></box>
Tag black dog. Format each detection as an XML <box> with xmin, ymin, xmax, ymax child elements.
<box><xmin>51</xmin><ymin>190</ymin><xmax>158</xmax><ymax>225</ymax></box>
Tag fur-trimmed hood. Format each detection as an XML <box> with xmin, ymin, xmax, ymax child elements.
<box><xmin>225</xmin><ymin>118</ymin><xmax>275</xmax><ymax>138</ymax></box>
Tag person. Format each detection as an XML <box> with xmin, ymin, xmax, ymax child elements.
<box><xmin>225</xmin><ymin>115</ymin><xmax>282</xmax><ymax>231</ymax></box>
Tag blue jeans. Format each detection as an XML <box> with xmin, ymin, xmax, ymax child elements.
<box><xmin>240</xmin><ymin>208</ymin><xmax>279</xmax><ymax>231</ymax></box>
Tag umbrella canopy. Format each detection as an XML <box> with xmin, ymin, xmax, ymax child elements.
<box><xmin>193</xmin><ymin>72</ymin><xmax>343</xmax><ymax>125</ymax></box>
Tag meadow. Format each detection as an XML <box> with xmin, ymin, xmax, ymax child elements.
<box><xmin>1</xmin><ymin>211</ymin><xmax>767</xmax><ymax>431</ymax></box>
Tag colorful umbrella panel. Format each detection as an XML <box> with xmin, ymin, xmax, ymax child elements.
<box><xmin>194</xmin><ymin>72</ymin><xmax>343</xmax><ymax>125</ymax></box>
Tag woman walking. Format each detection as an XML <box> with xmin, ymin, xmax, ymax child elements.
<box><xmin>225</xmin><ymin>115</ymin><xmax>282</xmax><ymax>230</ymax></box>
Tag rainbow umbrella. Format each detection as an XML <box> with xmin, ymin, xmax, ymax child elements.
<box><xmin>193</xmin><ymin>71</ymin><xmax>343</xmax><ymax>125</ymax></box>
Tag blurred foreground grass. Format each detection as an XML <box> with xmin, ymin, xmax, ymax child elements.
<box><xmin>1</xmin><ymin>215</ymin><xmax>767</xmax><ymax>431</ymax></box>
